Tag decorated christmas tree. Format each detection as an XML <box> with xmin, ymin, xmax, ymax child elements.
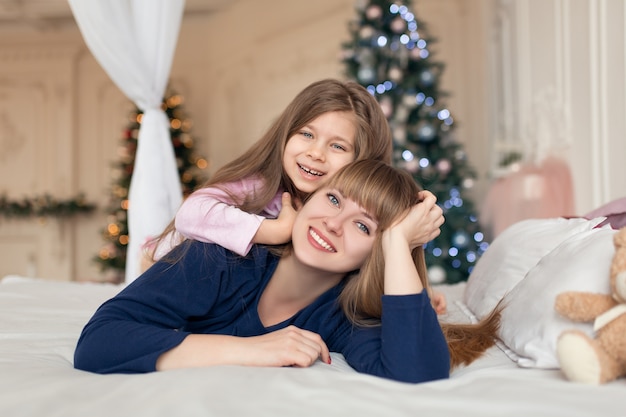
<box><xmin>94</xmin><ymin>93</ymin><xmax>209</xmax><ymax>281</ymax></box>
<box><xmin>342</xmin><ymin>0</ymin><xmax>488</xmax><ymax>284</ymax></box>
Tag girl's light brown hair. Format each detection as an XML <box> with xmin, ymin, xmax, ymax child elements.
<box><xmin>207</xmin><ymin>78</ymin><xmax>392</xmax><ymax>210</ymax></box>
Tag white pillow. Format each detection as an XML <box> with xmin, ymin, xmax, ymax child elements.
<box><xmin>498</xmin><ymin>227</ymin><xmax>616</xmax><ymax>368</ymax></box>
<box><xmin>464</xmin><ymin>217</ymin><xmax>605</xmax><ymax>319</ymax></box>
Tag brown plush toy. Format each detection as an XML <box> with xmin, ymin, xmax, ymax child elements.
<box><xmin>554</xmin><ymin>226</ymin><xmax>626</xmax><ymax>384</ymax></box>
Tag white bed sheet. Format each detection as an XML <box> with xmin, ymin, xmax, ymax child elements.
<box><xmin>0</xmin><ymin>275</ymin><xmax>623</xmax><ymax>417</ymax></box>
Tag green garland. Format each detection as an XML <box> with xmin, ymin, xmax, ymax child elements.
<box><xmin>0</xmin><ymin>193</ymin><xmax>96</xmax><ymax>219</ymax></box>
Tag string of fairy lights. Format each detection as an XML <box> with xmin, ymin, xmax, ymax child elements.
<box><xmin>94</xmin><ymin>93</ymin><xmax>209</xmax><ymax>279</ymax></box>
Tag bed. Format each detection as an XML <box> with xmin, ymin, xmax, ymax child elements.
<box><xmin>1</xmin><ymin>216</ymin><xmax>624</xmax><ymax>417</ymax></box>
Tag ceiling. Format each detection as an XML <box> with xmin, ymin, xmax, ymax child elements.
<box><xmin>0</xmin><ymin>0</ymin><xmax>235</xmax><ymax>31</ymax></box>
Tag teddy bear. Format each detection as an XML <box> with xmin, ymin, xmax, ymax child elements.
<box><xmin>554</xmin><ymin>226</ymin><xmax>626</xmax><ymax>384</ymax></box>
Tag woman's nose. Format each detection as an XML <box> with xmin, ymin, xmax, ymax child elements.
<box><xmin>323</xmin><ymin>214</ymin><xmax>344</xmax><ymax>236</ymax></box>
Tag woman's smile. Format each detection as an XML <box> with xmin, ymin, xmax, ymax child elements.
<box><xmin>308</xmin><ymin>227</ymin><xmax>337</xmax><ymax>253</ymax></box>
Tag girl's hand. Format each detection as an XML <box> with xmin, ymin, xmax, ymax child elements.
<box><xmin>430</xmin><ymin>290</ymin><xmax>447</xmax><ymax>315</ymax></box>
<box><xmin>253</xmin><ymin>193</ymin><xmax>301</xmax><ymax>245</ymax></box>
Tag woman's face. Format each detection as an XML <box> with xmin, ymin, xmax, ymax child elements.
<box><xmin>282</xmin><ymin>111</ymin><xmax>357</xmax><ymax>194</ymax></box>
<box><xmin>291</xmin><ymin>187</ymin><xmax>378</xmax><ymax>274</ymax></box>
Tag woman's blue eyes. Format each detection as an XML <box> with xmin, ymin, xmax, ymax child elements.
<box><xmin>326</xmin><ymin>193</ymin><xmax>370</xmax><ymax>235</ymax></box>
<box><xmin>327</xmin><ymin>193</ymin><xmax>339</xmax><ymax>206</ymax></box>
<box><xmin>356</xmin><ymin>222</ymin><xmax>370</xmax><ymax>234</ymax></box>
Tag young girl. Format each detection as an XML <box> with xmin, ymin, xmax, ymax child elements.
<box><xmin>143</xmin><ymin>78</ymin><xmax>393</xmax><ymax>265</ymax></box>
<box><xmin>75</xmin><ymin>160</ymin><xmax>499</xmax><ymax>383</ymax></box>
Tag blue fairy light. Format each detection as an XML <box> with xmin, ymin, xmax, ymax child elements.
<box><xmin>432</xmin><ymin>247</ymin><xmax>443</xmax><ymax>257</ymax></box>
<box><xmin>448</xmin><ymin>247</ymin><xmax>459</xmax><ymax>257</ymax></box>
<box><xmin>402</xmin><ymin>150</ymin><xmax>414</xmax><ymax>161</ymax></box>
<box><xmin>419</xmin><ymin>157</ymin><xmax>430</xmax><ymax>168</ymax></box>
<box><xmin>377</xmin><ymin>35</ymin><xmax>388</xmax><ymax>47</ymax></box>
<box><xmin>424</xmin><ymin>97</ymin><xmax>434</xmax><ymax>106</ymax></box>
<box><xmin>466</xmin><ymin>251</ymin><xmax>477</xmax><ymax>263</ymax></box>
<box><xmin>452</xmin><ymin>259</ymin><xmax>461</xmax><ymax>268</ymax></box>
<box><xmin>473</xmin><ymin>232</ymin><xmax>484</xmax><ymax>242</ymax></box>
<box><xmin>437</xmin><ymin>109</ymin><xmax>450</xmax><ymax>120</ymax></box>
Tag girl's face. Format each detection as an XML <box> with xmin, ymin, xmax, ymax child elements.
<box><xmin>283</xmin><ymin>111</ymin><xmax>357</xmax><ymax>194</ymax></box>
<box><xmin>291</xmin><ymin>187</ymin><xmax>378</xmax><ymax>274</ymax></box>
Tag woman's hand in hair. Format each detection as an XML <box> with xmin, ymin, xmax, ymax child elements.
<box><xmin>253</xmin><ymin>193</ymin><xmax>301</xmax><ymax>245</ymax></box>
<box><xmin>382</xmin><ymin>202</ymin><xmax>435</xmax><ymax>295</ymax></box>
<box><xmin>405</xmin><ymin>190</ymin><xmax>444</xmax><ymax>249</ymax></box>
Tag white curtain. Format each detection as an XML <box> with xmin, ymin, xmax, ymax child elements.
<box><xmin>68</xmin><ymin>0</ymin><xmax>185</xmax><ymax>283</ymax></box>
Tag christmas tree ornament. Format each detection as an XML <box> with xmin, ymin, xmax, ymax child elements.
<box><xmin>419</xmin><ymin>69</ymin><xmax>435</xmax><ymax>86</ymax></box>
<box><xmin>416</xmin><ymin>120</ymin><xmax>436</xmax><ymax>142</ymax></box>
<box><xmin>452</xmin><ymin>230</ymin><xmax>470</xmax><ymax>249</ymax></box>
<box><xmin>391</xmin><ymin>17</ymin><xmax>406</xmax><ymax>33</ymax></box>
<box><xmin>428</xmin><ymin>265</ymin><xmax>447</xmax><ymax>284</ymax></box>
<box><xmin>366</xmin><ymin>4</ymin><xmax>382</xmax><ymax>20</ymax></box>
<box><xmin>436</xmin><ymin>158</ymin><xmax>451</xmax><ymax>174</ymax></box>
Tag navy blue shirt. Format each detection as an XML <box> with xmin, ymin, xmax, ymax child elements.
<box><xmin>74</xmin><ymin>241</ymin><xmax>449</xmax><ymax>383</ymax></box>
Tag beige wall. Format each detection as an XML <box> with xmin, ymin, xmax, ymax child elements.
<box><xmin>1</xmin><ymin>0</ymin><xmax>623</xmax><ymax>281</ymax></box>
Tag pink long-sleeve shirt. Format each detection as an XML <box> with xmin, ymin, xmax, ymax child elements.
<box><xmin>151</xmin><ymin>177</ymin><xmax>282</xmax><ymax>260</ymax></box>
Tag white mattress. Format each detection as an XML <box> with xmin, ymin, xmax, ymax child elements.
<box><xmin>0</xmin><ymin>275</ymin><xmax>623</xmax><ymax>417</ymax></box>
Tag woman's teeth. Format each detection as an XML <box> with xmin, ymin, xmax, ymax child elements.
<box><xmin>309</xmin><ymin>229</ymin><xmax>336</xmax><ymax>252</ymax></box>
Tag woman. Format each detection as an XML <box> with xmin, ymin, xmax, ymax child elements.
<box><xmin>75</xmin><ymin>160</ymin><xmax>496</xmax><ymax>383</ymax></box>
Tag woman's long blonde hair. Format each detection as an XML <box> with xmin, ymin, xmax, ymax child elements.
<box><xmin>325</xmin><ymin>160</ymin><xmax>502</xmax><ymax>370</ymax></box>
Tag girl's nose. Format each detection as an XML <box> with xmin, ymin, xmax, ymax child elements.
<box><xmin>306</xmin><ymin>143</ymin><xmax>325</xmax><ymax>161</ymax></box>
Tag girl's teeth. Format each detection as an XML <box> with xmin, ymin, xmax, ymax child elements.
<box><xmin>300</xmin><ymin>165</ymin><xmax>323</xmax><ymax>176</ymax></box>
